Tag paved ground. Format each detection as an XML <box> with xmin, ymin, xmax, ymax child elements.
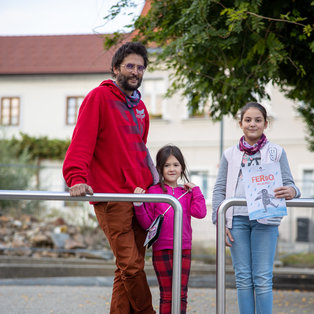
<box><xmin>0</xmin><ymin>285</ymin><xmax>313</xmax><ymax>313</ymax></box>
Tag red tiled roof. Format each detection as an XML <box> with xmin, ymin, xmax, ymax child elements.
<box><xmin>0</xmin><ymin>34</ymin><xmax>131</xmax><ymax>75</ymax></box>
<box><xmin>141</xmin><ymin>0</ymin><xmax>151</xmax><ymax>16</ymax></box>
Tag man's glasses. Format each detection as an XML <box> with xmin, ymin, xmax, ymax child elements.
<box><xmin>121</xmin><ymin>63</ymin><xmax>146</xmax><ymax>73</ymax></box>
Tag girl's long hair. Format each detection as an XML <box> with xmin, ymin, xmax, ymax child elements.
<box><xmin>156</xmin><ymin>145</ymin><xmax>189</xmax><ymax>192</ymax></box>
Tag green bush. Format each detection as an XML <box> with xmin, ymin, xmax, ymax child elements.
<box><xmin>10</xmin><ymin>132</ymin><xmax>70</xmax><ymax>160</ymax></box>
<box><xmin>0</xmin><ymin>136</ymin><xmax>38</xmax><ymax>215</ymax></box>
<box><xmin>0</xmin><ymin>131</ymin><xmax>71</xmax><ymax>216</ymax></box>
<box><xmin>280</xmin><ymin>253</ymin><xmax>314</xmax><ymax>268</ymax></box>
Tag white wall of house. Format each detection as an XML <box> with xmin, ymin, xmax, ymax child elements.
<box><xmin>1</xmin><ymin>70</ymin><xmax>314</xmax><ymax>249</ymax></box>
<box><xmin>0</xmin><ymin>74</ymin><xmax>110</xmax><ymax>139</ymax></box>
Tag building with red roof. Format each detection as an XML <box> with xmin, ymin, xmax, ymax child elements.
<box><xmin>0</xmin><ymin>1</ymin><xmax>313</xmax><ymax>246</ymax></box>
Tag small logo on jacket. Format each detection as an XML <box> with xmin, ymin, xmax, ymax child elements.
<box><xmin>136</xmin><ymin>109</ymin><xmax>145</xmax><ymax>120</ymax></box>
<box><xmin>269</xmin><ymin>147</ymin><xmax>277</xmax><ymax>161</ymax></box>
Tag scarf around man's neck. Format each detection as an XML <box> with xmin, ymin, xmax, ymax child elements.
<box><xmin>239</xmin><ymin>133</ymin><xmax>267</xmax><ymax>155</ymax></box>
<box><xmin>114</xmin><ymin>81</ymin><xmax>141</xmax><ymax>109</ymax></box>
<box><xmin>125</xmin><ymin>89</ymin><xmax>141</xmax><ymax>109</ymax></box>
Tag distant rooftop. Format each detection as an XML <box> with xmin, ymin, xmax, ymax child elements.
<box><xmin>0</xmin><ymin>34</ymin><xmax>131</xmax><ymax>75</ymax></box>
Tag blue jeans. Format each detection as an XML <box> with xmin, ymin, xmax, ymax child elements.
<box><xmin>229</xmin><ymin>216</ymin><xmax>279</xmax><ymax>314</ymax></box>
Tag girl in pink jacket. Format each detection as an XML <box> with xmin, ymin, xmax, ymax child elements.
<box><xmin>134</xmin><ymin>145</ymin><xmax>207</xmax><ymax>314</ymax></box>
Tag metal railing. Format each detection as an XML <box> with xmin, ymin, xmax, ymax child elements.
<box><xmin>216</xmin><ymin>198</ymin><xmax>314</xmax><ymax>314</ymax></box>
<box><xmin>0</xmin><ymin>190</ymin><xmax>183</xmax><ymax>314</ymax></box>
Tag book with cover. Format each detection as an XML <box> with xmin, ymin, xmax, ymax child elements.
<box><xmin>241</xmin><ymin>162</ymin><xmax>287</xmax><ymax>220</ymax></box>
<box><xmin>144</xmin><ymin>214</ymin><xmax>164</xmax><ymax>248</ymax></box>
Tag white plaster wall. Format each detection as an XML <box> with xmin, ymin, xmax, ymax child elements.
<box><xmin>0</xmin><ymin>74</ymin><xmax>110</xmax><ymax>139</ymax></box>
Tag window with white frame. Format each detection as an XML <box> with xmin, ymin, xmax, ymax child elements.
<box><xmin>187</xmin><ymin>100</ymin><xmax>211</xmax><ymax>118</ymax></box>
<box><xmin>190</xmin><ymin>170</ymin><xmax>210</xmax><ymax>201</ymax></box>
<box><xmin>140</xmin><ymin>79</ymin><xmax>165</xmax><ymax>119</ymax></box>
<box><xmin>302</xmin><ymin>169</ymin><xmax>314</xmax><ymax>198</ymax></box>
<box><xmin>66</xmin><ymin>96</ymin><xmax>84</xmax><ymax>125</ymax></box>
<box><xmin>0</xmin><ymin>97</ymin><xmax>20</xmax><ymax>126</ymax></box>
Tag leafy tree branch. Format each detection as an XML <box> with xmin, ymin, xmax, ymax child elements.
<box><xmin>103</xmin><ymin>0</ymin><xmax>314</xmax><ymax>151</ymax></box>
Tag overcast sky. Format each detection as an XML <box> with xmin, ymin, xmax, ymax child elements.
<box><xmin>0</xmin><ymin>0</ymin><xmax>145</xmax><ymax>36</ymax></box>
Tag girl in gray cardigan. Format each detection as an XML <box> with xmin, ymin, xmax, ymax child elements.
<box><xmin>212</xmin><ymin>102</ymin><xmax>300</xmax><ymax>314</ymax></box>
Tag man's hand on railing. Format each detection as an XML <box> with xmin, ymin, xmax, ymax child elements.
<box><xmin>69</xmin><ymin>183</ymin><xmax>93</xmax><ymax>196</ymax></box>
<box><xmin>133</xmin><ymin>187</ymin><xmax>145</xmax><ymax>206</ymax></box>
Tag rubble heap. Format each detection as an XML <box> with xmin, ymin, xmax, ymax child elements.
<box><xmin>0</xmin><ymin>214</ymin><xmax>112</xmax><ymax>260</ymax></box>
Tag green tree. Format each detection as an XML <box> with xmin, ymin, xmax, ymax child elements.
<box><xmin>0</xmin><ymin>137</ymin><xmax>37</xmax><ymax>215</ymax></box>
<box><xmin>10</xmin><ymin>133</ymin><xmax>70</xmax><ymax>161</ymax></box>
<box><xmin>0</xmin><ymin>133</ymin><xmax>70</xmax><ymax>215</ymax></box>
<box><xmin>2</xmin><ymin>133</ymin><xmax>70</xmax><ymax>188</ymax></box>
<box><xmin>104</xmin><ymin>0</ymin><xmax>314</xmax><ymax>150</ymax></box>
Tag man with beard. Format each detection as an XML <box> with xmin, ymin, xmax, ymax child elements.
<box><xmin>63</xmin><ymin>42</ymin><xmax>157</xmax><ymax>313</ymax></box>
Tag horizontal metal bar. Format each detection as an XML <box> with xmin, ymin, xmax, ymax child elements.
<box><xmin>0</xmin><ymin>190</ymin><xmax>181</xmax><ymax>206</ymax></box>
<box><xmin>284</xmin><ymin>198</ymin><xmax>314</xmax><ymax>207</ymax></box>
<box><xmin>216</xmin><ymin>198</ymin><xmax>314</xmax><ymax>209</ymax></box>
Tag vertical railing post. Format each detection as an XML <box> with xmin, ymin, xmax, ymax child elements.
<box><xmin>216</xmin><ymin>198</ymin><xmax>246</xmax><ymax>314</ymax></box>
<box><xmin>171</xmin><ymin>197</ymin><xmax>183</xmax><ymax>314</ymax></box>
<box><xmin>216</xmin><ymin>198</ymin><xmax>314</xmax><ymax>314</ymax></box>
<box><xmin>0</xmin><ymin>190</ymin><xmax>183</xmax><ymax>314</ymax></box>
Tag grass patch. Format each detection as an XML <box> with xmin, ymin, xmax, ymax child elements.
<box><xmin>280</xmin><ymin>253</ymin><xmax>314</xmax><ymax>268</ymax></box>
<box><xmin>191</xmin><ymin>245</ymin><xmax>233</xmax><ymax>264</ymax></box>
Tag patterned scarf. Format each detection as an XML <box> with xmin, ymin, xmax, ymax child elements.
<box><xmin>239</xmin><ymin>133</ymin><xmax>267</xmax><ymax>155</ymax></box>
<box><xmin>113</xmin><ymin>81</ymin><xmax>141</xmax><ymax>109</ymax></box>
<box><xmin>125</xmin><ymin>89</ymin><xmax>141</xmax><ymax>109</ymax></box>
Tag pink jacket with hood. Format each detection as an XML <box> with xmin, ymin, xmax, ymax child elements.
<box><xmin>134</xmin><ymin>184</ymin><xmax>207</xmax><ymax>252</ymax></box>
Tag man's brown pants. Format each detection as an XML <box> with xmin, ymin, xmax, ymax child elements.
<box><xmin>94</xmin><ymin>201</ymin><xmax>155</xmax><ymax>314</ymax></box>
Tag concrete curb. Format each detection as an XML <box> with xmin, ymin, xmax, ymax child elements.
<box><xmin>1</xmin><ymin>256</ymin><xmax>314</xmax><ymax>290</ymax></box>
